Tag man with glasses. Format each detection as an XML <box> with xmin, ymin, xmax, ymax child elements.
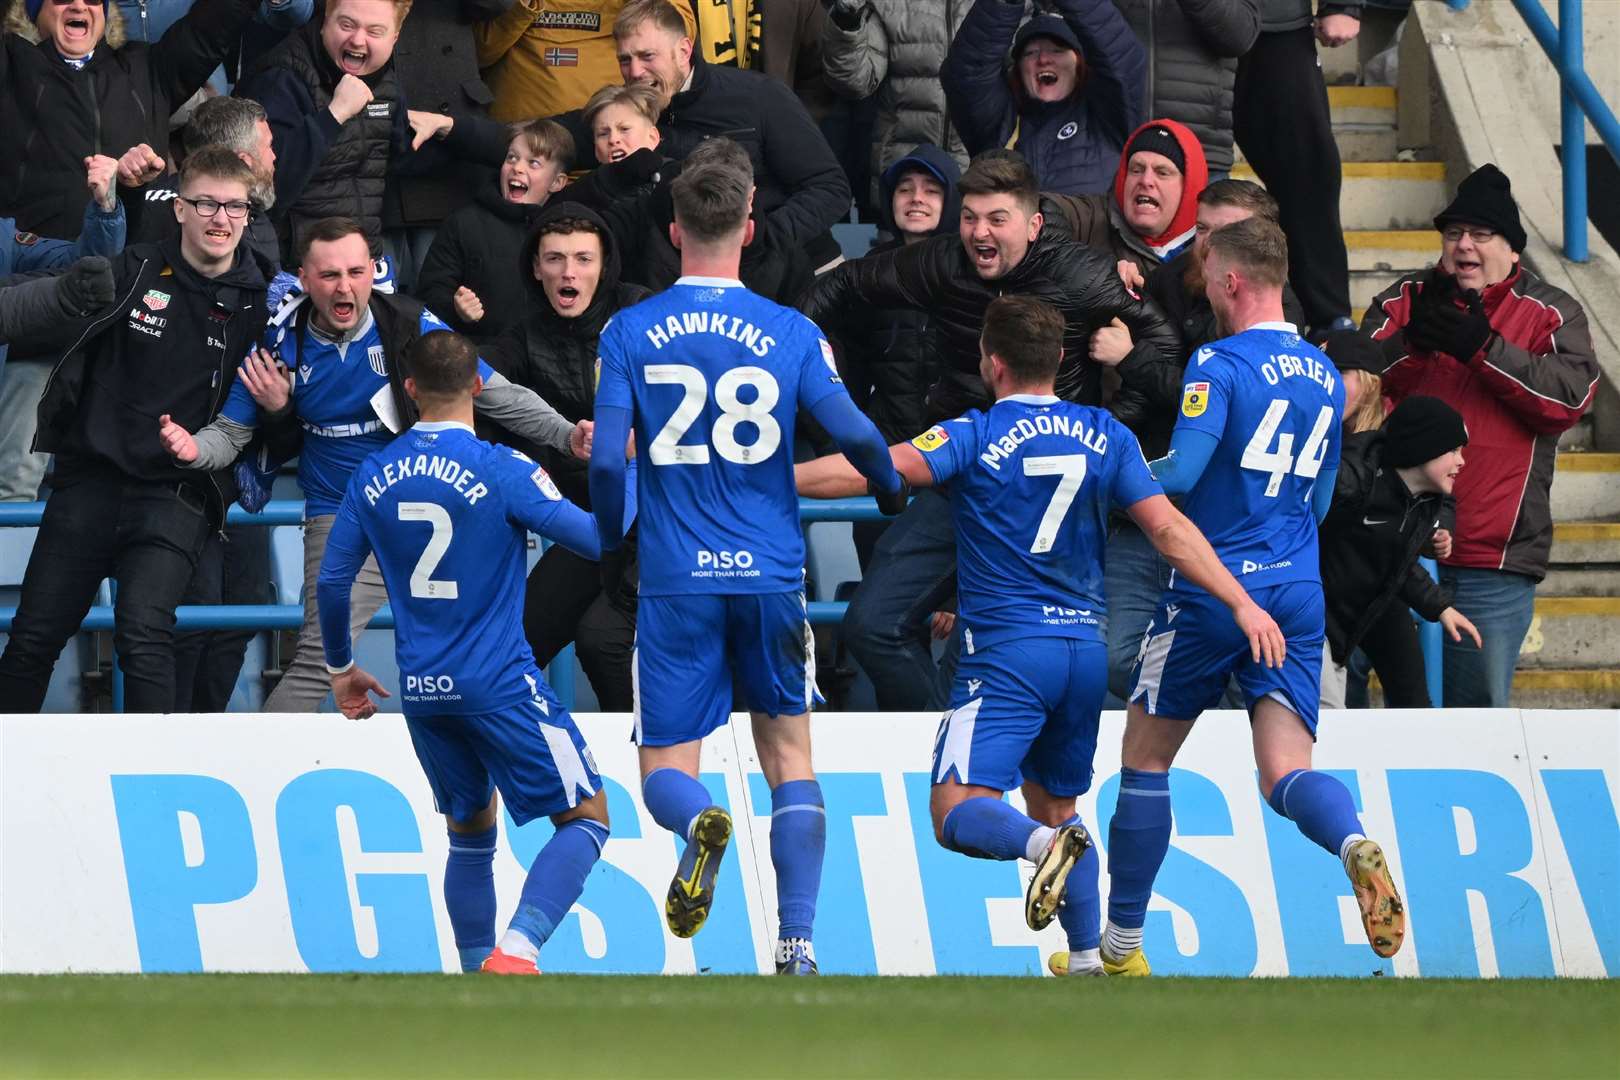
<box><xmin>1361</xmin><ymin>163</ymin><xmax>1599</xmax><ymax>707</ymax></box>
<box><xmin>0</xmin><ymin>148</ymin><xmax>274</xmax><ymax>713</ymax></box>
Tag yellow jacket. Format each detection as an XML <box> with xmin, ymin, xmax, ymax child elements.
<box><xmin>476</xmin><ymin>0</ymin><xmax>698</xmax><ymax>122</ymax></box>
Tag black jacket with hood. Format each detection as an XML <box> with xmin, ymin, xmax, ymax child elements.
<box><xmin>836</xmin><ymin>144</ymin><xmax>960</xmax><ymax>444</ymax></box>
<box><xmin>482</xmin><ymin>202</ymin><xmax>650</xmax><ymax>508</ymax></box>
<box><xmin>1319</xmin><ymin>429</ymin><xmax>1452</xmax><ymax>665</ymax></box>
<box><xmin>0</xmin><ymin>0</ymin><xmax>259</xmax><ymax>240</ymax></box>
<box><xmin>802</xmin><ymin>195</ymin><xmax>1180</xmax><ymax>423</ymax></box>
<box><xmin>416</xmin><ymin>182</ymin><xmax>548</xmax><ymax>346</ymax></box>
<box><xmin>33</xmin><ymin>235</ymin><xmax>272</xmax><ymax>524</ymax></box>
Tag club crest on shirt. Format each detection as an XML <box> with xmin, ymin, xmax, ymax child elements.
<box><xmin>142</xmin><ymin>289</ymin><xmax>171</xmax><ymax>312</ymax></box>
<box><xmin>367</xmin><ymin>344</ymin><xmax>387</xmax><ymax>377</ymax></box>
<box><xmin>1181</xmin><ymin>381</ymin><xmax>1210</xmax><ymax>418</ymax></box>
<box><xmin>1057</xmin><ymin>122</ymin><xmax>1079</xmax><ymax>141</ymax></box>
<box><xmin>14</xmin><ymin>231</ymin><xmax>39</xmax><ymax>247</ymax></box>
<box><xmin>911</xmin><ymin>426</ymin><xmax>950</xmax><ymax>452</ymax></box>
<box><xmin>531</xmin><ymin>465</ymin><xmax>562</xmax><ymax>501</ymax></box>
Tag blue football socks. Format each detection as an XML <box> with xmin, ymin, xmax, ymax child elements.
<box><xmin>503</xmin><ymin>818</ymin><xmax>609</xmax><ymax>961</ymax></box>
<box><xmin>444</xmin><ymin>825</ymin><xmax>497</xmax><ymax>972</ymax></box>
<box><xmin>1056</xmin><ymin>814</ymin><xmax>1101</xmax><ymax>953</ymax></box>
<box><xmin>940</xmin><ymin>795</ymin><xmax>1041</xmax><ymax>861</ymax></box>
<box><xmin>1268</xmin><ymin>769</ymin><xmax>1366</xmax><ymax>859</ymax></box>
<box><xmin>642</xmin><ymin>767</ymin><xmax>713</xmax><ymax>841</ymax></box>
<box><xmin>1104</xmin><ymin>768</ymin><xmax>1172</xmax><ymax>955</ymax></box>
<box><xmin>770</xmin><ymin>780</ymin><xmax>826</xmax><ymax>942</ymax></box>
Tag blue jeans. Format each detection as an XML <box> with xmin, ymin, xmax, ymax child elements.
<box><xmin>842</xmin><ymin>489</ymin><xmax>957</xmax><ymax>710</ymax></box>
<box><xmin>1103</xmin><ymin>521</ymin><xmax>1172</xmax><ymax>706</ymax></box>
<box><xmin>1439</xmin><ymin>565</ymin><xmax>1536</xmax><ymax>708</ymax></box>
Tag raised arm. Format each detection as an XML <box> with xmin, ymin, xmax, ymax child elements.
<box><xmin>1051</xmin><ymin>0</ymin><xmax>1147</xmax><ymax>144</ymax></box>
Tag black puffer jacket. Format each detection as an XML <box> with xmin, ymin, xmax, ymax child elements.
<box><xmin>1113</xmin><ymin>0</ymin><xmax>1259</xmax><ymax>175</ymax></box>
<box><xmin>0</xmin><ymin>0</ymin><xmax>258</xmax><ymax>239</ymax></box>
<box><xmin>943</xmin><ymin>0</ymin><xmax>1145</xmax><ymax>195</ymax></box>
<box><xmin>835</xmin><ymin>144</ymin><xmax>961</xmax><ymax>443</ymax></box>
<box><xmin>239</xmin><ymin>21</ymin><xmax>403</xmax><ymax>262</ymax></box>
<box><xmin>1319</xmin><ymin>430</ymin><xmax>1451</xmax><ymax>665</ymax></box>
<box><xmin>802</xmin><ymin>196</ymin><xmax>1180</xmax><ymax>422</ymax></box>
<box><xmin>482</xmin><ymin>202</ymin><xmax>649</xmax><ymax>507</ymax></box>
<box><xmin>416</xmin><ymin>183</ymin><xmax>547</xmax><ymax>346</ymax></box>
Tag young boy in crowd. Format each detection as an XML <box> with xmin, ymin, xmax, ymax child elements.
<box><xmin>416</xmin><ymin>120</ymin><xmax>573</xmax><ymax>345</ymax></box>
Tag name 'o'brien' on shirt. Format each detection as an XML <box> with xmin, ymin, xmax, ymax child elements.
<box><xmin>979</xmin><ymin>411</ymin><xmax>1109</xmax><ymax>471</ymax></box>
<box><xmin>362</xmin><ymin>452</ymin><xmax>490</xmax><ymax>507</ymax></box>
<box><xmin>641</xmin><ymin>310</ymin><xmax>777</xmax><ymax>357</ymax></box>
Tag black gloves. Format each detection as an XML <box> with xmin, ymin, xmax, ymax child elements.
<box><xmin>1407</xmin><ymin>273</ymin><xmax>1492</xmax><ymax>361</ymax></box>
<box><xmin>609</xmin><ymin>146</ymin><xmax>663</xmax><ymax>188</ymax></box>
<box><xmin>870</xmin><ymin>475</ymin><xmax>911</xmax><ymax>516</ymax></box>
<box><xmin>599</xmin><ymin>546</ymin><xmax>629</xmax><ymax>600</ymax></box>
<box><xmin>58</xmin><ymin>255</ymin><xmax>114</xmax><ymax>316</ymax></box>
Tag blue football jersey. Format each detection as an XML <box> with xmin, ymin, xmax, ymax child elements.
<box><xmin>594</xmin><ymin>276</ymin><xmax>846</xmax><ymax>595</ymax></box>
<box><xmin>1173</xmin><ymin>322</ymin><xmax>1345</xmax><ymax>591</ymax></box>
<box><xmin>323</xmin><ymin>421</ymin><xmax>596</xmax><ymax>715</ymax></box>
<box><xmin>223</xmin><ymin>301</ymin><xmax>492</xmax><ymax>515</ymax></box>
<box><xmin>917</xmin><ymin>394</ymin><xmax>1161</xmax><ymax>651</ymax></box>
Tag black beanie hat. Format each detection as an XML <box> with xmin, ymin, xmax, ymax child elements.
<box><xmin>1125</xmin><ymin>124</ymin><xmax>1186</xmax><ymax>176</ymax></box>
<box><xmin>1383</xmin><ymin>396</ymin><xmax>1469</xmax><ymax>469</ymax></box>
<box><xmin>1322</xmin><ymin>330</ymin><xmax>1386</xmax><ymax>376</ymax></box>
<box><xmin>1434</xmin><ymin>164</ymin><xmax>1527</xmax><ymax>252</ymax></box>
<box><xmin>1011</xmin><ymin>14</ymin><xmax>1085</xmax><ymax>60</ymax></box>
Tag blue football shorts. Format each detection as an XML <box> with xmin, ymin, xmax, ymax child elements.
<box><xmin>404</xmin><ymin>669</ymin><xmax>600</xmax><ymax>826</ymax></box>
<box><xmin>1127</xmin><ymin>580</ymin><xmax>1326</xmax><ymax>734</ymax></box>
<box><xmin>633</xmin><ymin>591</ymin><xmax>822</xmax><ymax>747</ymax></box>
<box><xmin>932</xmin><ymin>637</ymin><xmax>1108</xmax><ymax>797</ymax></box>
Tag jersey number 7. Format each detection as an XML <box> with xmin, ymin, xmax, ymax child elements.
<box><xmin>645</xmin><ymin>364</ymin><xmax>782</xmax><ymax>466</ymax></box>
<box><xmin>1239</xmin><ymin>400</ymin><xmax>1335</xmax><ymax>498</ymax></box>
<box><xmin>1024</xmin><ymin>454</ymin><xmax>1088</xmax><ymax>554</ymax></box>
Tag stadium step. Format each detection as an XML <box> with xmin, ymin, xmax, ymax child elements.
<box><xmin>1515</xmin><ymin>595</ymin><xmax>1620</xmax><ymax>670</ymax></box>
<box><xmin>1510</xmin><ymin>668</ymin><xmax>1620</xmax><ymax>710</ymax></box>
<box><xmin>1346</xmin><ymin>229</ymin><xmax>1434</xmax><ymax>310</ymax></box>
<box><xmin>1231</xmin><ymin>160</ymin><xmax>1447</xmax><ymax>232</ymax></box>
<box><xmin>1326</xmin><ymin>85</ymin><xmax>1400</xmax><ymax>162</ymax></box>
<box><xmin>1550</xmin><ymin>453</ymin><xmax>1620</xmax><ymax>520</ymax></box>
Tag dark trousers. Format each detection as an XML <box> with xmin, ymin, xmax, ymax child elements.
<box><xmin>1234</xmin><ymin>26</ymin><xmax>1352</xmax><ymax>330</ymax></box>
<box><xmin>173</xmin><ymin>524</ymin><xmax>274</xmax><ymax>712</ymax></box>
<box><xmin>523</xmin><ymin>543</ymin><xmax>636</xmax><ymax>711</ymax></box>
<box><xmin>1359</xmin><ymin>601</ymin><xmax>1431</xmax><ymax>708</ymax></box>
<box><xmin>0</xmin><ymin>468</ymin><xmax>212</xmax><ymax>712</ymax></box>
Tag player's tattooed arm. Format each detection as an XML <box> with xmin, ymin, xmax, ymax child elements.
<box><xmin>1128</xmin><ymin>493</ymin><xmax>1287</xmax><ymax>668</ymax></box>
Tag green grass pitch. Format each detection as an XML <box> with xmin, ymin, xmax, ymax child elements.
<box><xmin>2</xmin><ymin>974</ymin><xmax>1615</xmax><ymax>1078</ymax></box>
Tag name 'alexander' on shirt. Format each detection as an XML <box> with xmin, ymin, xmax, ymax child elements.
<box><xmin>979</xmin><ymin>413</ymin><xmax>1107</xmax><ymax>471</ymax></box>
<box><xmin>363</xmin><ymin>453</ymin><xmax>489</xmax><ymax>507</ymax></box>
<box><xmin>642</xmin><ymin>311</ymin><xmax>776</xmax><ymax>357</ymax></box>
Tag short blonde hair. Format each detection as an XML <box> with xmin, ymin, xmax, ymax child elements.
<box><xmin>583</xmin><ymin>83</ymin><xmax>662</xmax><ymax>130</ymax></box>
<box><xmin>612</xmin><ymin>0</ymin><xmax>688</xmax><ymax>39</ymax></box>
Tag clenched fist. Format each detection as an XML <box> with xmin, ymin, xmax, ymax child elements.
<box><xmin>158</xmin><ymin>413</ymin><xmax>199</xmax><ymax>464</ymax></box>
<box><xmin>330</xmin><ymin>73</ymin><xmax>375</xmax><ymax>125</ymax></box>
<box><xmin>86</xmin><ymin>155</ymin><xmax>119</xmax><ymax>211</ymax></box>
<box><xmin>116</xmin><ymin>143</ymin><xmax>166</xmax><ymax>188</ymax></box>
<box><xmin>453</xmin><ymin>285</ymin><xmax>485</xmax><ymax>324</ymax></box>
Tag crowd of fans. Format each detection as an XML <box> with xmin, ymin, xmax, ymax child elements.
<box><xmin>0</xmin><ymin>0</ymin><xmax>1601</xmax><ymax>715</ymax></box>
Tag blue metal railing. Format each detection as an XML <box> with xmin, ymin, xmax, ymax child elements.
<box><xmin>1451</xmin><ymin>0</ymin><xmax>1620</xmax><ymax>261</ymax></box>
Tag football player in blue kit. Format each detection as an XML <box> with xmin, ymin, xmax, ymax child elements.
<box><xmin>315</xmin><ymin>330</ymin><xmax>621</xmax><ymax>977</ymax></box>
<box><xmin>796</xmin><ymin>295</ymin><xmax>1284</xmax><ymax>977</ymax></box>
<box><xmin>588</xmin><ymin>139</ymin><xmax>907</xmax><ymax>976</ymax></box>
<box><xmin>1103</xmin><ymin>217</ymin><xmax>1407</xmax><ymax>976</ymax></box>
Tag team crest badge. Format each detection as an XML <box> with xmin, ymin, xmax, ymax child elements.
<box><xmin>14</xmin><ymin>231</ymin><xmax>39</xmax><ymax>247</ymax></box>
<box><xmin>1181</xmin><ymin>381</ymin><xmax>1210</xmax><ymax>418</ymax></box>
<box><xmin>1057</xmin><ymin>122</ymin><xmax>1079</xmax><ymax>141</ymax></box>
<box><xmin>911</xmin><ymin>426</ymin><xmax>950</xmax><ymax>452</ymax></box>
<box><xmin>367</xmin><ymin>344</ymin><xmax>387</xmax><ymax>377</ymax></box>
<box><xmin>142</xmin><ymin>289</ymin><xmax>171</xmax><ymax>312</ymax></box>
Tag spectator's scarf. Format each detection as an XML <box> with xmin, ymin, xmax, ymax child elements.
<box><xmin>1112</xmin><ymin>118</ymin><xmax>1207</xmax><ymax>260</ymax></box>
<box><xmin>694</xmin><ymin>0</ymin><xmax>761</xmax><ymax>70</ymax></box>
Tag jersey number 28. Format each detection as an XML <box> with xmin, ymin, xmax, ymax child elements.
<box><xmin>1240</xmin><ymin>400</ymin><xmax>1335</xmax><ymax>497</ymax></box>
<box><xmin>645</xmin><ymin>364</ymin><xmax>781</xmax><ymax>466</ymax></box>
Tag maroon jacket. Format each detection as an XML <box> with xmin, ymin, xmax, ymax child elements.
<box><xmin>1362</xmin><ymin>264</ymin><xmax>1599</xmax><ymax>580</ymax></box>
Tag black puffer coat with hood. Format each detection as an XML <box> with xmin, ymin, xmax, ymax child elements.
<box><xmin>481</xmin><ymin>201</ymin><xmax>649</xmax><ymax>508</ymax></box>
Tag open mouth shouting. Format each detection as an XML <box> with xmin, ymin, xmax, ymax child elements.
<box><xmin>1035</xmin><ymin>70</ymin><xmax>1059</xmax><ymax>87</ymax></box>
<box><xmin>330</xmin><ymin>299</ymin><xmax>357</xmax><ymax>323</ymax></box>
<box><xmin>203</xmin><ymin>224</ymin><xmax>235</xmax><ymax>246</ymax></box>
<box><xmin>971</xmin><ymin>243</ymin><xmax>1000</xmax><ymax>272</ymax></box>
<box><xmin>552</xmin><ymin>284</ymin><xmax>582</xmax><ymax>310</ymax></box>
<box><xmin>504</xmin><ymin>175</ymin><xmax>531</xmax><ymax>202</ymax></box>
<box><xmin>1452</xmin><ymin>256</ymin><xmax>1483</xmax><ymax>279</ymax></box>
<box><xmin>608</xmin><ymin>147</ymin><xmax>628</xmax><ymax>162</ymax></box>
<box><xmin>338</xmin><ymin>47</ymin><xmax>368</xmax><ymax>74</ymax></box>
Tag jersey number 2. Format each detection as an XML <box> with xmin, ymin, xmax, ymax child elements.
<box><xmin>645</xmin><ymin>364</ymin><xmax>782</xmax><ymax>465</ymax></box>
<box><xmin>1239</xmin><ymin>400</ymin><xmax>1335</xmax><ymax>497</ymax></box>
<box><xmin>398</xmin><ymin>502</ymin><xmax>458</xmax><ymax>600</ymax></box>
<box><xmin>1024</xmin><ymin>454</ymin><xmax>1088</xmax><ymax>554</ymax></box>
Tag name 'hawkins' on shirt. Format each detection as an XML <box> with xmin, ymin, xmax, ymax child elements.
<box><xmin>979</xmin><ymin>412</ymin><xmax>1108</xmax><ymax>471</ymax></box>
<box><xmin>362</xmin><ymin>452</ymin><xmax>490</xmax><ymax>507</ymax></box>
<box><xmin>641</xmin><ymin>310</ymin><xmax>776</xmax><ymax>356</ymax></box>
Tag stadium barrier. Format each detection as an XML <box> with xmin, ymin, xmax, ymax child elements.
<box><xmin>1</xmin><ymin>708</ymin><xmax>1612</xmax><ymax>977</ymax></box>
